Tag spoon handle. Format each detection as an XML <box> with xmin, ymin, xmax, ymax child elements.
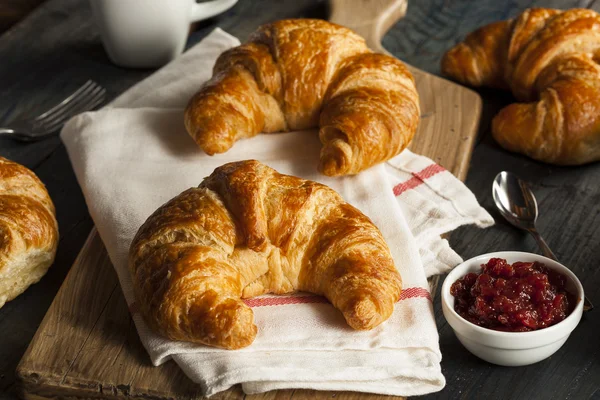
<box><xmin>529</xmin><ymin>228</ymin><xmax>594</xmax><ymax>311</ymax></box>
<box><xmin>528</xmin><ymin>228</ymin><xmax>558</xmax><ymax>261</ymax></box>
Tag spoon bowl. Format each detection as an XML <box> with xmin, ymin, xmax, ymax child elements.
<box><xmin>492</xmin><ymin>171</ymin><xmax>537</xmax><ymax>229</ymax></box>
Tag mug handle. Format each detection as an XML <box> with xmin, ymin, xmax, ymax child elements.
<box><xmin>190</xmin><ymin>0</ymin><xmax>238</xmax><ymax>22</ymax></box>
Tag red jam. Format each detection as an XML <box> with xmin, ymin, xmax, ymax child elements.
<box><xmin>450</xmin><ymin>258</ymin><xmax>575</xmax><ymax>332</ymax></box>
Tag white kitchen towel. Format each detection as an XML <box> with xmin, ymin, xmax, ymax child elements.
<box><xmin>61</xmin><ymin>28</ymin><xmax>493</xmax><ymax>397</ymax></box>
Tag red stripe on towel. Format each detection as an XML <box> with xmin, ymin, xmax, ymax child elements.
<box><xmin>243</xmin><ymin>295</ymin><xmax>329</xmax><ymax>307</ymax></box>
<box><xmin>242</xmin><ymin>286</ymin><xmax>431</xmax><ymax>308</ymax></box>
<box><xmin>127</xmin><ymin>286</ymin><xmax>431</xmax><ymax>314</ymax></box>
<box><xmin>399</xmin><ymin>286</ymin><xmax>432</xmax><ymax>302</ymax></box>
<box><xmin>393</xmin><ymin>163</ymin><xmax>446</xmax><ymax>196</ymax></box>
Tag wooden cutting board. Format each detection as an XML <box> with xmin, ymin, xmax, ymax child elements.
<box><xmin>16</xmin><ymin>1</ymin><xmax>481</xmax><ymax>399</ymax></box>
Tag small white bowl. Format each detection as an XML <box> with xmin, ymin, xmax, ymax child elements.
<box><xmin>441</xmin><ymin>251</ymin><xmax>584</xmax><ymax>367</ymax></box>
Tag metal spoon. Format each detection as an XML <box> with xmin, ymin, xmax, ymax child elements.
<box><xmin>492</xmin><ymin>171</ymin><xmax>593</xmax><ymax>311</ymax></box>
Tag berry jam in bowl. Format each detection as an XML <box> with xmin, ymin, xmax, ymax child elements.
<box><xmin>441</xmin><ymin>251</ymin><xmax>584</xmax><ymax>367</ymax></box>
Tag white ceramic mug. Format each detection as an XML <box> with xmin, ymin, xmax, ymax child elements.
<box><xmin>90</xmin><ymin>0</ymin><xmax>238</xmax><ymax>68</ymax></box>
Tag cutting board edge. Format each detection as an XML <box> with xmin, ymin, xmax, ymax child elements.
<box><xmin>455</xmin><ymin>87</ymin><xmax>482</xmax><ymax>181</ymax></box>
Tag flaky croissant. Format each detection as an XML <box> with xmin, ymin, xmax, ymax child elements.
<box><xmin>442</xmin><ymin>8</ymin><xmax>600</xmax><ymax>165</ymax></box>
<box><xmin>129</xmin><ymin>160</ymin><xmax>402</xmax><ymax>349</ymax></box>
<box><xmin>184</xmin><ymin>19</ymin><xmax>420</xmax><ymax>176</ymax></box>
<box><xmin>0</xmin><ymin>157</ymin><xmax>58</xmax><ymax>308</ymax></box>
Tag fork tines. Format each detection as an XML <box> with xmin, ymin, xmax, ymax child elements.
<box><xmin>34</xmin><ymin>80</ymin><xmax>106</xmax><ymax>132</ymax></box>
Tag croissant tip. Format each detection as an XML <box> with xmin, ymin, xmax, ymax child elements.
<box><xmin>344</xmin><ymin>296</ymin><xmax>384</xmax><ymax>330</ymax></box>
<box><xmin>220</xmin><ymin>324</ymin><xmax>258</xmax><ymax>350</ymax></box>
<box><xmin>318</xmin><ymin>139</ymin><xmax>352</xmax><ymax>176</ymax></box>
<box><xmin>197</xmin><ymin>136</ymin><xmax>232</xmax><ymax>155</ymax></box>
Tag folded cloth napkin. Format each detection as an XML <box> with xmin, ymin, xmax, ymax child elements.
<box><xmin>61</xmin><ymin>28</ymin><xmax>493</xmax><ymax>397</ymax></box>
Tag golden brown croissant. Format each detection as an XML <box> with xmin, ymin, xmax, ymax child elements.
<box><xmin>442</xmin><ymin>8</ymin><xmax>600</xmax><ymax>165</ymax></box>
<box><xmin>184</xmin><ymin>19</ymin><xmax>420</xmax><ymax>176</ymax></box>
<box><xmin>0</xmin><ymin>157</ymin><xmax>58</xmax><ymax>308</ymax></box>
<box><xmin>129</xmin><ymin>160</ymin><xmax>402</xmax><ymax>349</ymax></box>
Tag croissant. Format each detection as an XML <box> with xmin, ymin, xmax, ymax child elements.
<box><xmin>0</xmin><ymin>157</ymin><xmax>58</xmax><ymax>308</ymax></box>
<box><xmin>442</xmin><ymin>8</ymin><xmax>600</xmax><ymax>165</ymax></box>
<box><xmin>184</xmin><ymin>19</ymin><xmax>420</xmax><ymax>176</ymax></box>
<box><xmin>129</xmin><ymin>160</ymin><xmax>402</xmax><ymax>349</ymax></box>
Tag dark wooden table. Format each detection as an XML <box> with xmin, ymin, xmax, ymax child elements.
<box><xmin>0</xmin><ymin>1</ymin><xmax>598</xmax><ymax>399</ymax></box>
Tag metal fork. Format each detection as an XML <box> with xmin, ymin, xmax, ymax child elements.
<box><xmin>0</xmin><ymin>80</ymin><xmax>106</xmax><ymax>142</ymax></box>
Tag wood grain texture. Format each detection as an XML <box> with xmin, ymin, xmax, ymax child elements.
<box><xmin>330</xmin><ymin>0</ymin><xmax>408</xmax><ymax>54</ymax></box>
<box><xmin>1</xmin><ymin>0</ymin><xmax>599</xmax><ymax>400</ymax></box>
